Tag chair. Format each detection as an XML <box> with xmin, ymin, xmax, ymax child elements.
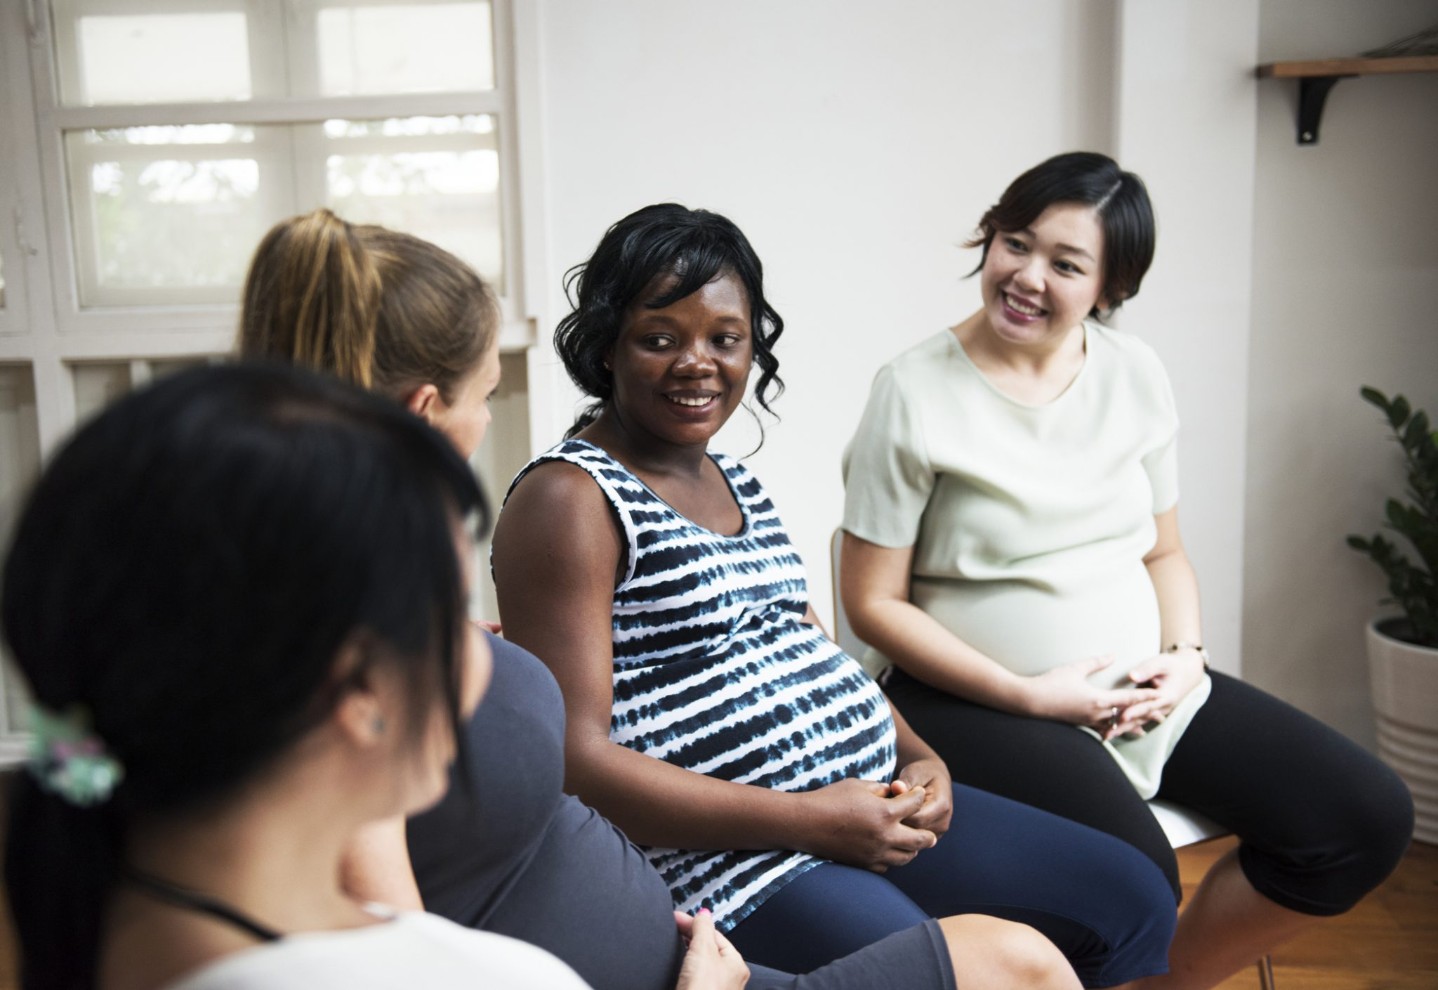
<box><xmin>828</xmin><ymin>528</ymin><xmax>1277</xmax><ymax>989</ymax></box>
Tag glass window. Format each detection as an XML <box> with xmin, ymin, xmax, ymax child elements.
<box><xmin>53</xmin><ymin>0</ymin><xmax>495</xmax><ymax>107</ymax></box>
<box><xmin>317</xmin><ymin>2</ymin><xmax>494</xmax><ymax>96</ymax></box>
<box><xmin>64</xmin><ymin>115</ymin><xmax>500</xmax><ymax>306</ymax></box>
<box><xmin>53</xmin><ymin>1</ymin><xmax>259</xmax><ymax>106</ymax></box>
<box><xmin>324</xmin><ymin>115</ymin><xmax>502</xmax><ymax>286</ymax></box>
<box><xmin>51</xmin><ymin>1</ymin><xmax>507</xmax><ymax>309</ymax></box>
<box><xmin>65</xmin><ymin>125</ymin><xmax>281</xmax><ymax>306</ymax></box>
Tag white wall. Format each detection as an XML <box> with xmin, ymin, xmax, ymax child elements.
<box><xmin>1243</xmin><ymin>0</ymin><xmax>1438</xmax><ymax>748</ymax></box>
<box><xmin>528</xmin><ymin>0</ymin><xmax>1265</xmax><ymax>671</ymax></box>
<box><xmin>1110</xmin><ymin>0</ymin><xmax>1260</xmax><ymax>678</ymax></box>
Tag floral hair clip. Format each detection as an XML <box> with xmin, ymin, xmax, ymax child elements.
<box><xmin>26</xmin><ymin>704</ymin><xmax>124</xmax><ymax>807</ymax></box>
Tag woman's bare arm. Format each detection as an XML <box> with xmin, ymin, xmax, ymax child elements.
<box><xmin>1124</xmin><ymin>506</ymin><xmax>1207</xmax><ymax>722</ymax></box>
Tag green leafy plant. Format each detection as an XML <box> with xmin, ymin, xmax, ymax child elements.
<box><xmin>1347</xmin><ymin>387</ymin><xmax>1438</xmax><ymax>648</ymax></box>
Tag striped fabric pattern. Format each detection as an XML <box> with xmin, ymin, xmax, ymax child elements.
<box><xmin>514</xmin><ymin>439</ymin><xmax>898</xmax><ymax>930</ymax></box>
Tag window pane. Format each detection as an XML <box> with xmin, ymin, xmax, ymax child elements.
<box><xmin>316</xmin><ymin>2</ymin><xmax>493</xmax><ymax>95</ymax></box>
<box><xmin>325</xmin><ymin>115</ymin><xmax>503</xmax><ymax>285</ymax></box>
<box><xmin>64</xmin><ymin>117</ymin><xmax>505</xmax><ymax>307</ymax></box>
<box><xmin>65</xmin><ymin>125</ymin><xmax>281</xmax><ymax>307</ymax></box>
<box><xmin>53</xmin><ymin>1</ymin><xmax>256</xmax><ymax>106</ymax></box>
<box><xmin>54</xmin><ymin>1</ymin><xmax>495</xmax><ymax>105</ymax></box>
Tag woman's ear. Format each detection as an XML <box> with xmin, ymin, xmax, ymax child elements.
<box><xmin>403</xmin><ymin>383</ymin><xmax>444</xmax><ymax>426</ymax></box>
<box><xmin>330</xmin><ymin>638</ymin><xmax>391</xmax><ymax>750</ymax></box>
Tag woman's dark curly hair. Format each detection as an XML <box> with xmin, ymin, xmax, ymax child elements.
<box><xmin>554</xmin><ymin>203</ymin><xmax>785</xmax><ymax>437</ymax></box>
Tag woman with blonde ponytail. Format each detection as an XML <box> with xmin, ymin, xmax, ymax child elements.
<box><xmin>239</xmin><ymin>208</ymin><xmax>502</xmax><ymax>461</ymax></box>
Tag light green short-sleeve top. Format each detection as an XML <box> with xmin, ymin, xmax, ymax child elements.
<box><xmin>842</xmin><ymin>324</ymin><xmax>1209</xmax><ymax>798</ymax></box>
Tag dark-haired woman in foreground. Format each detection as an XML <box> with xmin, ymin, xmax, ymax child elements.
<box><xmin>1</xmin><ymin>363</ymin><xmax>611</xmax><ymax>988</ymax></box>
<box><xmin>492</xmin><ymin>202</ymin><xmax>1177</xmax><ymax>987</ymax></box>
<box><xmin>840</xmin><ymin>152</ymin><xmax>1414</xmax><ymax>989</ymax></box>
<box><xmin>237</xmin><ymin>209</ymin><xmax>1077</xmax><ymax>990</ymax></box>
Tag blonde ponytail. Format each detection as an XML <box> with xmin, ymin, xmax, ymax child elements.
<box><xmin>238</xmin><ymin>209</ymin><xmax>383</xmax><ymax>389</ymax></box>
<box><xmin>239</xmin><ymin>210</ymin><xmax>497</xmax><ymax>403</ymax></box>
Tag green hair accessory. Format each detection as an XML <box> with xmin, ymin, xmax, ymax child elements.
<box><xmin>26</xmin><ymin>704</ymin><xmax>124</xmax><ymax>807</ymax></box>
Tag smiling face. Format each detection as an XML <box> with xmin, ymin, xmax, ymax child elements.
<box><xmin>605</xmin><ymin>271</ymin><xmax>752</xmax><ymax>450</ymax></box>
<box><xmin>979</xmin><ymin>202</ymin><xmax>1108</xmax><ymax>351</ymax></box>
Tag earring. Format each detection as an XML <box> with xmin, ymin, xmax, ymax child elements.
<box><xmin>372</xmin><ymin>715</ymin><xmax>386</xmax><ymax>735</ymax></box>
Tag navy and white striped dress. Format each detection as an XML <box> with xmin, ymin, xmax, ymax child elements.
<box><xmin>511</xmin><ymin>439</ymin><xmax>898</xmax><ymax>930</ymax></box>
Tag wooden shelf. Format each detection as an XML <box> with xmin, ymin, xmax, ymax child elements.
<box><xmin>1255</xmin><ymin>55</ymin><xmax>1438</xmax><ymax>145</ymax></box>
<box><xmin>1257</xmin><ymin>55</ymin><xmax>1438</xmax><ymax>79</ymax></box>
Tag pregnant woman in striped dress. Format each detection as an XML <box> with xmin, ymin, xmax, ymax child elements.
<box><xmin>491</xmin><ymin>203</ymin><xmax>1177</xmax><ymax>987</ymax></box>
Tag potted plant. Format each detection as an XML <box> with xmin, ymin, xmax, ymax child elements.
<box><xmin>1348</xmin><ymin>386</ymin><xmax>1436</xmax><ymax>843</ymax></box>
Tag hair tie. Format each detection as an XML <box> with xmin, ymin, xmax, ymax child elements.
<box><xmin>26</xmin><ymin>704</ymin><xmax>124</xmax><ymax>807</ymax></box>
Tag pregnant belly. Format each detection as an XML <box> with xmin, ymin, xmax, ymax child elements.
<box><xmin>911</xmin><ymin>565</ymin><xmax>1160</xmax><ymax>687</ymax></box>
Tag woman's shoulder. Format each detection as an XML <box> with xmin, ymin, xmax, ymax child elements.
<box><xmin>862</xmin><ymin>330</ymin><xmax>973</xmax><ymax>412</ymax></box>
<box><xmin>504</xmin><ymin>441</ymin><xmax>616</xmax><ymax>514</ymax></box>
<box><xmin>509</xmin><ymin>438</ymin><xmax>609</xmax><ymax>491</ymax></box>
<box><xmin>483</xmin><ymin>631</ymin><xmax>559</xmax><ymax>691</ymax></box>
<box><xmin>493</xmin><ymin>453</ymin><xmax>623</xmax><ymax>582</ymax></box>
<box><xmin>1084</xmin><ymin>322</ymin><xmax>1177</xmax><ymax>414</ymax></box>
<box><xmin>881</xmin><ymin>328</ymin><xmax>962</xmax><ymax>378</ymax></box>
<box><xmin>849</xmin><ymin>331</ymin><xmax>967</xmax><ymax>436</ymax></box>
<box><xmin>492</xmin><ymin>442</ymin><xmax>628</xmax><ymax>585</ymax></box>
<box><xmin>1086</xmin><ymin>321</ymin><xmax>1167</xmax><ymax>371</ymax></box>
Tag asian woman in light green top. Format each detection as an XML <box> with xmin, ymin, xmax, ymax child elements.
<box><xmin>839</xmin><ymin>152</ymin><xmax>1412</xmax><ymax>990</ymax></box>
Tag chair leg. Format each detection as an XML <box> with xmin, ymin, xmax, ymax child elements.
<box><xmin>1257</xmin><ymin>953</ymin><xmax>1276</xmax><ymax>990</ymax></box>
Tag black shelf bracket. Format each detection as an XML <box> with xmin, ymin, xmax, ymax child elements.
<box><xmin>1296</xmin><ymin>74</ymin><xmax>1355</xmax><ymax>145</ymax></box>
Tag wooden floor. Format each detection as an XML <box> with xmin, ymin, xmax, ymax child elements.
<box><xmin>1187</xmin><ymin>837</ymin><xmax>1438</xmax><ymax>990</ymax></box>
<box><xmin>0</xmin><ymin>836</ymin><xmax>1433</xmax><ymax>987</ymax></box>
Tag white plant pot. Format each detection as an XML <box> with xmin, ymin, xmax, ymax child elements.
<box><xmin>1367</xmin><ymin>618</ymin><xmax>1438</xmax><ymax>844</ymax></box>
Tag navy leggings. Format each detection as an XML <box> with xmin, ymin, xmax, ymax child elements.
<box><xmin>728</xmin><ymin>783</ymin><xmax>1175</xmax><ymax>987</ymax></box>
<box><xmin>885</xmin><ymin>668</ymin><xmax>1415</xmax><ymax>913</ymax></box>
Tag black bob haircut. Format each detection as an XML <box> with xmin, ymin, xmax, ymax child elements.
<box><xmin>554</xmin><ymin>203</ymin><xmax>785</xmax><ymax>437</ymax></box>
<box><xmin>967</xmin><ymin>151</ymin><xmax>1157</xmax><ymax>315</ymax></box>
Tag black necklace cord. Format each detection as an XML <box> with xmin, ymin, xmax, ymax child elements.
<box><xmin>121</xmin><ymin>867</ymin><xmax>284</xmax><ymax>943</ymax></box>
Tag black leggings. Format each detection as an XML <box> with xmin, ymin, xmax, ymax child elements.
<box><xmin>885</xmin><ymin>668</ymin><xmax>1414</xmax><ymax>914</ymax></box>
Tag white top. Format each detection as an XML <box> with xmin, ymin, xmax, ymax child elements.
<box><xmin>165</xmin><ymin>910</ymin><xmax>591</xmax><ymax>990</ymax></box>
<box><xmin>842</xmin><ymin>325</ymin><xmax>1209</xmax><ymax>798</ymax></box>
